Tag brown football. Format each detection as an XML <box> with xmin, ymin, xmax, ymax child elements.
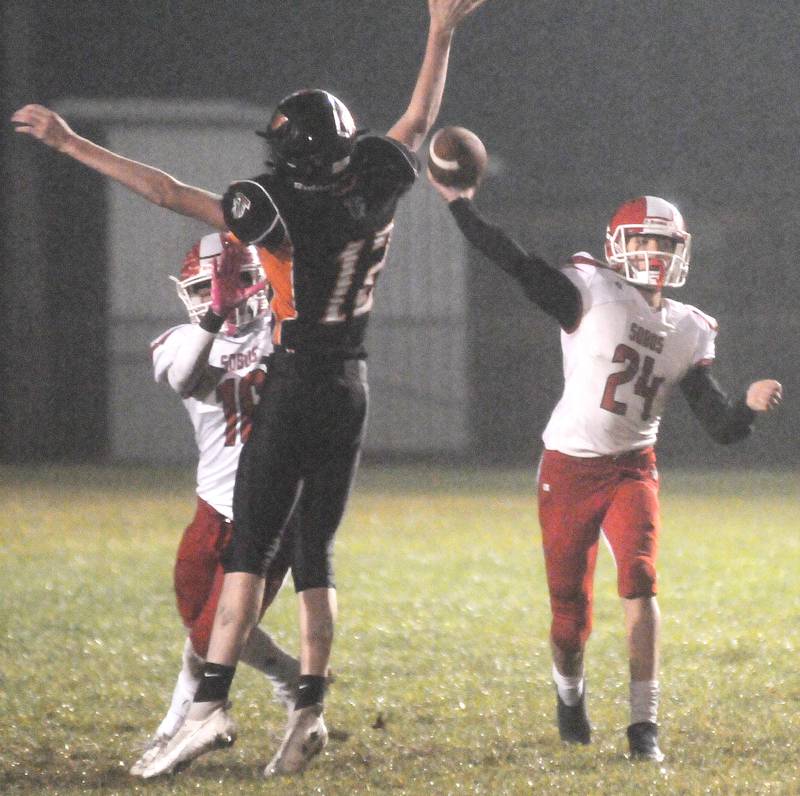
<box><xmin>428</xmin><ymin>126</ymin><xmax>487</xmax><ymax>189</ymax></box>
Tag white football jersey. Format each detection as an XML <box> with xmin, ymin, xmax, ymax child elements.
<box><xmin>542</xmin><ymin>253</ymin><xmax>717</xmax><ymax>456</ymax></box>
<box><xmin>151</xmin><ymin>317</ymin><xmax>273</xmax><ymax>518</ymax></box>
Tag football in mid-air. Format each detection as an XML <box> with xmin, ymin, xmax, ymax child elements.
<box><xmin>428</xmin><ymin>126</ymin><xmax>487</xmax><ymax>189</ymax></box>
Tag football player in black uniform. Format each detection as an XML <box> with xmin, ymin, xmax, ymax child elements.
<box><xmin>13</xmin><ymin>0</ymin><xmax>488</xmax><ymax>778</ymax></box>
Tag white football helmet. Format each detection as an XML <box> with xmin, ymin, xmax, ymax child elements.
<box><xmin>604</xmin><ymin>195</ymin><xmax>691</xmax><ymax>288</ymax></box>
<box><xmin>171</xmin><ymin>232</ymin><xmax>268</xmax><ymax>332</ymax></box>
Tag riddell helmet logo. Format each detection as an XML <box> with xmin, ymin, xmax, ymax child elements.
<box><xmin>231</xmin><ymin>192</ymin><xmax>251</xmax><ymax>219</ymax></box>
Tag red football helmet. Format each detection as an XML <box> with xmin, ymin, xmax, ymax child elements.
<box><xmin>171</xmin><ymin>232</ymin><xmax>268</xmax><ymax>331</ymax></box>
<box><xmin>604</xmin><ymin>196</ymin><xmax>691</xmax><ymax>288</ymax></box>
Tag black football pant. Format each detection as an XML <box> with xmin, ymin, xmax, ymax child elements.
<box><xmin>224</xmin><ymin>351</ymin><xmax>368</xmax><ymax>591</ymax></box>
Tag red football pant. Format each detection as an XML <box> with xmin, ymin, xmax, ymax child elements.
<box><xmin>173</xmin><ymin>497</ymin><xmax>234</xmax><ymax>659</ymax></box>
<box><xmin>537</xmin><ymin>448</ymin><xmax>660</xmax><ymax>656</ymax></box>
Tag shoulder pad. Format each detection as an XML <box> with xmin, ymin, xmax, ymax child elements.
<box><xmin>687</xmin><ymin>305</ymin><xmax>718</xmax><ymax>332</ymax></box>
<box><xmin>222</xmin><ymin>177</ymin><xmax>285</xmax><ymax>247</ymax></box>
<box><xmin>564</xmin><ymin>252</ymin><xmax>610</xmax><ymax>272</ymax></box>
<box><xmin>352</xmin><ymin>135</ymin><xmax>419</xmax><ymax>184</ymax></box>
<box><xmin>150</xmin><ymin>324</ymin><xmax>185</xmax><ymax>353</ymax></box>
<box><xmin>665</xmin><ymin>299</ymin><xmax>718</xmax><ymax>331</ymax></box>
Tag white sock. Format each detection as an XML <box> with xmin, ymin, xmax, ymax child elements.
<box><xmin>630</xmin><ymin>679</ymin><xmax>659</xmax><ymax>725</ymax></box>
<box><xmin>552</xmin><ymin>663</ymin><xmax>584</xmax><ymax>707</ymax></box>
<box><xmin>155</xmin><ymin>638</ymin><xmax>204</xmax><ymax>738</ymax></box>
<box><xmin>186</xmin><ymin>698</ymin><xmax>224</xmax><ymax>721</ymax></box>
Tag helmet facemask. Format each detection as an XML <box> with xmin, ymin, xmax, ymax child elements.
<box><xmin>172</xmin><ymin>239</ymin><xmax>269</xmax><ymax>335</ymax></box>
<box><xmin>604</xmin><ymin>196</ymin><xmax>692</xmax><ymax>288</ymax></box>
<box><xmin>605</xmin><ymin>225</ymin><xmax>691</xmax><ymax>288</ymax></box>
<box><xmin>227</xmin><ymin>265</ymin><xmax>270</xmax><ymax>331</ymax></box>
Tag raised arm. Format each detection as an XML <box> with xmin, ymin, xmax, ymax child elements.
<box><xmin>428</xmin><ymin>172</ymin><xmax>582</xmax><ymax>329</ymax></box>
<box><xmin>167</xmin><ymin>242</ymin><xmax>267</xmax><ymax>398</ymax></box>
<box><xmin>164</xmin><ymin>327</ymin><xmax>219</xmax><ymax>399</ymax></box>
<box><xmin>387</xmin><ymin>0</ymin><xmax>487</xmax><ymax>152</ymax></box>
<box><xmin>11</xmin><ymin>104</ymin><xmax>225</xmax><ymax>229</ymax></box>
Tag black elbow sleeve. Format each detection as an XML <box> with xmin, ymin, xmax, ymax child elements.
<box><xmin>448</xmin><ymin>198</ymin><xmax>581</xmax><ymax>329</ymax></box>
<box><xmin>680</xmin><ymin>368</ymin><xmax>755</xmax><ymax>444</ymax></box>
<box><xmin>709</xmin><ymin>398</ymin><xmax>755</xmax><ymax>444</ymax></box>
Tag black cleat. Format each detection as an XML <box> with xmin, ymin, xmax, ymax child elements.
<box><xmin>627</xmin><ymin>721</ymin><xmax>664</xmax><ymax>762</ymax></box>
<box><xmin>556</xmin><ymin>687</ymin><xmax>591</xmax><ymax>744</ymax></box>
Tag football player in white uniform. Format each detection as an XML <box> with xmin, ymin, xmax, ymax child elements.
<box><xmin>130</xmin><ymin>232</ymin><xmax>300</xmax><ymax>776</ymax></box>
<box><xmin>428</xmin><ymin>174</ymin><xmax>782</xmax><ymax>761</ymax></box>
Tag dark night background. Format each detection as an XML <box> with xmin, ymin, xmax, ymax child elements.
<box><xmin>2</xmin><ymin>0</ymin><xmax>797</xmax><ymax>469</ymax></box>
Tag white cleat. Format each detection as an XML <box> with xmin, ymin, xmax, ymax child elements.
<box><xmin>139</xmin><ymin>704</ymin><xmax>237</xmax><ymax>779</ymax></box>
<box><xmin>264</xmin><ymin>703</ymin><xmax>328</xmax><ymax>776</ymax></box>
<box><xmin>130</xmin><ymin>734</ymin><xmax>170</xmax><ymax>777</ymax></box>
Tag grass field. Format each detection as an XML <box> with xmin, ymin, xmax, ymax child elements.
<box><xmin>1</xmin><ymin>464</ymin><xmax>798</xmax><ymax>795</ymax></box>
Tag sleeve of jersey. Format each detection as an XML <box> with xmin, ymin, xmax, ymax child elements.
<box><xmin>679</xmin><ymin>365</ymin><xmax>755</xmax><ymax>444</ymax></box>
<box><xmin>222</xmin><ymin>178</ymin><xmax>286</xmax><ymax>248</ymax></box>
<box><xmin>151</xmin><ymin>326</ymin><xmax>187</xmax><ymax>384</ymax></box>
<box><xmin>448</xmin><ymin>198</ymin><xmax>581</xmax><ymax>330</ymax></box>
<box><xmin>691</xmin><ymin>309</ymin><xmax>718</xmax><ymax>365</ymax></box>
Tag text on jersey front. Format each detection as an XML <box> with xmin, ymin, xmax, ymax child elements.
<box><xmin>322</xmin><ymin>223</ymin><xmax>393</xmax><ymax>323</ymax></box>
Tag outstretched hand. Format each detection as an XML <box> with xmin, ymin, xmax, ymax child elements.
<box><xmin>426</xmin><ymin>166</ymin><xmax>477</xmax><ymax>202</ymax></box>
<box><xmin>211</xmin><ymin>240</ymin><xmax>266</xmax><ymax>318</ymax></box>
<box><xmin>746</xmin><ymin>379</ymin><xmax>783</xmax><ymax>412</ymax></box>
<box><xmin>429</xmin><ymin>0</ymin><xmax>488</xmax><ymax>32</ymax></box>
<box><xmin>11</xmin><ymin>104</ymin><xmax>75</xmax><ymax>151</ymax></box>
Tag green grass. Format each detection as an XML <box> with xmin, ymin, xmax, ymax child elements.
<box><xmin>1</xmin><ymin>464</ymin><xmax>798</xmax><ymax>794</ymax></box>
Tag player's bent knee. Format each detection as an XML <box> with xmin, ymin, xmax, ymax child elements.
<box><xmin>293</xmin><ymin>572</ymin><xmax>335</xmax><ymax>593</ymax></box>
<box><xmin>292</xmin><ymin>547</ymin><xmax>335</xmax><ymax>593</ymax></box>
<box><xmin>550</xmin><ymin>598</ymin><xmax>593</xmax><ymax>654</ymax></box>
<box><xmin>220</xmin><ymin>534</ymin><xmax>267</xmax><ymax>577</ymax></box>
<box><xmin>619</xmin><ymin>556</ymin><xmax>657</xmax><ymax>598</ymax></box>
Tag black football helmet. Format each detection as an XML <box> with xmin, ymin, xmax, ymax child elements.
<box><xmin>257</xmin><ymin>89</ymin><xmax>357</xmax><ymax>190</ymax></box>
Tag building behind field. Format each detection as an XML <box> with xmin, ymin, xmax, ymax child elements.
<box><xmin>2</xmin><ymin>0</ymin><xmax>797</xmax><ymax>469</ymax></box>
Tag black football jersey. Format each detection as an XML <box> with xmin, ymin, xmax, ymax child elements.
<box><xmin>222</xmin><ymin>135</ymin><xmax>418</xmax><ymax>357</ymax></box>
